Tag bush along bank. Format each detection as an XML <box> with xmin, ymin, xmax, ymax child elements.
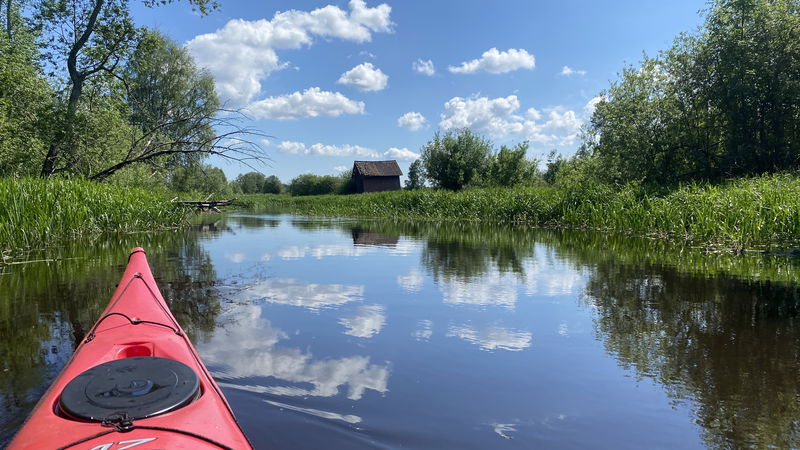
<box><xmin>235</xmin><ymin>174</ymin><xmax>800</xmax><ymax>249</ymax></box>
<box><xmin>0</xmin><ymin>177</ymin><xmax>188</xmax><ymax>251</ymax></box>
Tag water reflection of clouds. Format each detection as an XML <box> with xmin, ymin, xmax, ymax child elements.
<box><xmin>201</xmin><ymin>305</ymin><xmax>390</xmax><ymax>401</ymax></box>
<box><xmin>522</xmin><ymin>259</ymin><xmax>583</xmax><ymax>296</ymax></box>
<box><xmin>240</xmin><ymin>278</ymin><xmax>364</xmax><ymax>310</ymax></box>
<box><xmin>413</xmin><ymin>319</ymin><xmax>433</xmax><ymax>341</ymax></box>
<box><xmin>439</xmin><ymin>271</ymin><xmax>518</xmax><ymax>308</ymax></box>
<box><xmin>447</xmin><ymin>324</ymin><xmax>532</xmax><ymax>351</ymax></box>
<box><xmin>397</xmin><ymin>268</ymin><xmax>424</xmax><ymax>292</ymax></box>
<box><xmin>277</xmin><ymin>244</ymin><xmax>375</xmax><ymax>260</ymax></box>
<box><xmin>224</xmin><ymin>252</ymin><xmax>246</xmax><ymax>263</ymax></box>
<box><xmin>339</xmin><ymin>305</ymin><xmax>386</xmax><ymax>338</ymax></box>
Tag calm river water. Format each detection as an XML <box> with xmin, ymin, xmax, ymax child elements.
<box><xmin>1</xmin><ymin>214</ymin><xmax>799</xmax><ymax>449</ymax></box>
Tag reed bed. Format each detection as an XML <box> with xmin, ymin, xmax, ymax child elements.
<box><xmin>0</xmin><ymin>177</ymin><xmax>187</xmax><ymax>250</ymax></box>
<box><xmin>236</xmin><ymin>174</ymin><xmax>800</xmax><ymax>247</ymax></box>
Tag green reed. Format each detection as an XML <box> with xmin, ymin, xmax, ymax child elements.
<box><xmin>0</xmin><ymin>177</ymin><xmax>188</xmax><ymax>251</ymax></box>
<box><xmin>236</xmin><ymin>173</ymin><xmax>800</xmax><ymax>248</ymax></box>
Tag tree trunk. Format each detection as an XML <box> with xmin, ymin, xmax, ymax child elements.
<box><xmin>39</xmin><ymin>0</ymin><xmax>105</xmax><ymax>177</ymax></box>
<box><xmin>41</xmin><ymin>79</ymin><xmax>83</xmax><ymax>176</ymax></box>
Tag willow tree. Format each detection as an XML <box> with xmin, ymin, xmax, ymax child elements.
<box><xmin>34</xmin><ymin>0</ymin><xmax>219</xmax><ymax>177</ymax></box>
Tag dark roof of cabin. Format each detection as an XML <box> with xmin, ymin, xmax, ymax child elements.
<box><xmin>353</xmin><ymin>160</ymin><xmax>403</xmax><ymax>177</ymax></box>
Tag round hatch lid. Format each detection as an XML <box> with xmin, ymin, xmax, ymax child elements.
<box><xmin>59</xmin><ymin>356</ymin><xmax>200</xmax><ymax>421</ymax></box>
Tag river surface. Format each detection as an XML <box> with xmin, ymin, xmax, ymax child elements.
<box><xmin>1</xmin><ymin>214</ymin><xmax>799</xmax><ymax>449</ymax></box>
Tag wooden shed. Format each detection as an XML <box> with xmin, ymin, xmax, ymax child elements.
<box><xmin>352</xmin><ymin>160</ymin><xmax>402</xmax><ymax>193</ymax></box>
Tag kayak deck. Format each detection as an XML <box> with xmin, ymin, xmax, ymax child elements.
<box><xmin>9</xmin><ymin>248</ymin><xmax>251</xmax><ymax>449</ymax></box>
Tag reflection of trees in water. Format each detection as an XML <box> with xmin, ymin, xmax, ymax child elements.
<box><xmin>0</xmin><ymin>231</ymin><xmax>221</xmax><ymax>445</ymax></box>
<box><xmin>583</xmin><ymin>266</ymin><xmax>800</xmax><ymax>448</ymax></box>
<box><xmin>297</xmin><ymin>218</ymin><xmax>800</xmax><ymax>447</ymax></box>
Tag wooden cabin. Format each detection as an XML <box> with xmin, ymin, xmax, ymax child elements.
<box><xmin>352</xmin><ymin>160</ymin><xmax>402</xmax><ymax>193</ymax></box>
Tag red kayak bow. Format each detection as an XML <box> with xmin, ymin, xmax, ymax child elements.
<box><xmin>9</xmin><ymin>248</ymin><xmax>251</xmax><ymax>449</ymax></box>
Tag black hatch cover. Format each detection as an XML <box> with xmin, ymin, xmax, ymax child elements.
<box><xmin>59</xmin><ymin>356</ymin><xmax>200</xmax><ymax>421</ymax></box>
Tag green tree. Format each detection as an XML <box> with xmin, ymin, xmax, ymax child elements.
<box><xmin>169</xmin><ymin>163</ymin><xmax>230</xmax><ymax>195</ymax></box>
<box><xmin>421</xmin><ymin>129</ymin><xmax>492</xmax><ymax>190</ymax></box>
<box><xmin>404</xmin><ymin>159</ymin><xmax>425</xmax><ymax>190</ymax></box>
<box><xmin>261</xmin><ymin>175</ymin><xmax>283</xmax><ymax>194</ymax></box>
<box><xmin>0</xmin><ymin>29</ymin><xmax>52</xmax><ymax>176</ymax></box>
<box><xmin>587</xmin><ymin>0</ymin><xmax>800</xmax><ymax>184</ymax></box>
<box><xmin>234</xmin><ymin>172</ymin><xmax>267</xmax><ymax>194</ymax></box>
<box><xmin>288</xmin><ymin>174</ymin><xmax>340</xmax><ymax>196</ymax></box>
<box><xmin>33</xmin><ymin>0</ymin><xmax>219</xmax><ymax>177</ymax></box>
<box><xmin>484</xmin><ymin>142</ymin><xmax>538</xmax><ymax>187</ymax></box>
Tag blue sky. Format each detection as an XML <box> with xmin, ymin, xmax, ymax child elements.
<box><xmin>131</xmin><ymin>0</ymin><xmax>706</xmax><ymax>182</ymax></box>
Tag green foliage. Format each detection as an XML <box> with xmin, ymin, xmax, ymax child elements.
<box><xmin>0</xmin><ymin>177</ymin><xmax>187</xmax><ymax>250</ymax></box>
<box><xmin>124</xmin><ymin>30</ymin><xmax>220</xmax><ymax>171</ymax></box>
<box><xmin>404</xmin><ymin>159</ymin><xmax>425</xmax><ymax>190</ymax></box>
<box><xmin>288</xmin><ymin>173</ymin><xmax>343</xmax><ymax>196</ymax></box>
<box><xmin>421</xmin><ymin>129</ymin><xmax>492</xmax><ymax>190</ymax></box>
<box><xmin>0</xmin><ymin>28</ymin><xmax>53</xmax><ymax>176</ymax></box>
<box><xmin>588</xmin><ymin>0</ymin><xmax>800</xmax><ymax>184</ymax></box>
<box><xmin>240</xmin><ymin>173</ymin><xmax>800</xmax><ymax>248</ymax></box>
<box><xmin>234</xmin><ymin>172</ymin><xmax>266</xmax><ymax>194</ymax></box>
<box><xmin>542</xmin><ymin>150</ymin><xmax>565</xmax><ymax>185</ymax></box>
<box><xmin>169</xmin><ymin>163</ymin><xmax>230</xmax><ymax>195</ymax></box>
<box><xmin>483</xmin><ymin>142</ymin><xmax>538</xmax><ymax>187</ymax></box>
<box><xmin>261</xmin><ymin>175</ymin><xmax>283</xmax><ymax>194</ymax></box>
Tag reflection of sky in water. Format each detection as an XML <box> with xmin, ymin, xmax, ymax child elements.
<box><xmin>194</xmin><ymin>215</ymin><xmax>704</xmax><ymax>449</ymax></box>
<box><xmin>239</xmin><ymin>278</ymin><xmax>364</xmax><ymax>310</ymax></box>
<box><xmin>339</xmin><ymin>305</ymin><xmax>386</xmax><ymax>338</ymax></box>
<box><xmin>200</xmin><ymin>305</ymin><xmax>389</xmax><ymax>401</ymax></box>
<box><xmin>447</xmin><ymin>324</ymin><xmax>532</xmax><ymax>351</ymax></box>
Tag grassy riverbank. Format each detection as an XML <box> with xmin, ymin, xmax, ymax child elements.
<box><xmin>236</xmin><ymin>174</ymin><xmax>800</xmax><ymax>248</ymax></box>
<box><xmin>0</xmin><ymin>178</ymin><xmax>187</xmax><ymax>251</ymax></box>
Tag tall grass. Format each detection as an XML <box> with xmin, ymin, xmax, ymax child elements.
<box><xmin>236</xmin><ymin>174</ymin><xmax>800</xmax><ymax>247</ymax></box>
<box><xmin>0</xmin><ymin>177</ymin><xmax>187</xmax><ymax>250</ymax></box>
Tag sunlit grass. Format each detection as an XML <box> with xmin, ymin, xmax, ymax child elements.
<box><xmin>236</xmin><ymin>174</ymin><xmax>800</xmax><ymax>247</ymax></box>
<box><xmin>0</xmin><ymin>177</ymin><xmax>187</xmax><ymax>250</ymax></box>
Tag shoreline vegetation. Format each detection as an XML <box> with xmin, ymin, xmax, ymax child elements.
<box><xmin>235</xmin><ymin>173</ymin><xmax>800</xmax><ymax>250</ymax></box>
<box><xmin>0</xmin><ymin>178</ymin><xmax>187</xmax><ymax>254</ymax></box>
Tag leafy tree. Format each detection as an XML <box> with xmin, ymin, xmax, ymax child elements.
<box><xmin>421</xmin><ymin>129</ymin><xmax>492</xmax><ymax>190</ymax></box>
<box><xmin>484</xmin><ymin>142</ymin><xmax>538</xmax><ymax>187</ymax></box>
<box><xmin>587</xmin><ymin>0</ymin><xmax>800</xmax><ymax>184</ymax></box>
<box><xmin>404</xmin><ymin>159</ymin><xmax>425</xmax><ymax>190</ymax></box>
<box><xmin>33</xmin><ymin>0</ymin><xmax>219</xmax><ymax>177</ymax></box>
<box><xmin>337</xmin><ymin>169</ymin><xmax>355</xmax><ymax>194</ymax></box>
<box><xmin>169</xmin><ymin>163</ymin><xmax>230</xmax><ymax>195</ymax></box>
<box><xmin>0</xmin><ymin>29</ymin><xmax>52</xmax><ymax>176</ymax></box>
<box><xmin>261</xmin><ymin>175</ymin><xmax>283</xmax><ymax>194</ymax></box>
<box><xmin>288</xmin><ymin>174</ymin><xmax>341</xmax><ymax>196</ymax></box>
<box><xmin>234</xmin><ymin>172</ymin><xmax>266</xmax><ymax>194</ymax></box>
<box><xmin>542</xmin><ymin>150</ymin><xmax>564</xmax><ymax>185</ymax></box>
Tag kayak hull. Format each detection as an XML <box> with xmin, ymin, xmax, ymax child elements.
<box><xmin>8</xmin><ymin>248</ymin><xmax>251</xmax><ymax>449</ymax></box>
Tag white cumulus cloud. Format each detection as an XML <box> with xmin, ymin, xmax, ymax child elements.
<box><xmin>383</xmin><ymin>147</ymin><xmax>419</xmax><ymax>161</ymax></box>
<box><xmin>560</xmin><ymin>65</ymin><xmax>586</xmax><ymax>76</ymax></box>
<box><xmin>412</xmin><ymin>59</ymin><xmax>435</xmax><ymax>76</ymax></box>
<box><xmin>439</xmin><ymin>95</ymin><xmax>597</xmax><ymax>146</ymax></box>
<box><xmin>448</xmin><ymin>48</ymin><xmax>535</xmax><ymax>74</ymax></box>
<box><xmin>246</xmin><ymin>87</ymin><xmax>365</xmax><ymax>120</ymax></box>
<box><xmin>337</xmin><ymin>62</ymin><xmax>388</xmax><ymax>91</ymax></box>
<box><xmin>397</xmin><ymin>112</ymin><xmax>427</xmax><ymax>131</ymax></box>
<box><xmin>186</xmin><ymin>0</ymin><xmax>393</xmax><ymax>106</ymax></box>
<box><xmin>277</xmin><ymin>141</ymin><xmax>379</xmax><ymax>158</ymax></box>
